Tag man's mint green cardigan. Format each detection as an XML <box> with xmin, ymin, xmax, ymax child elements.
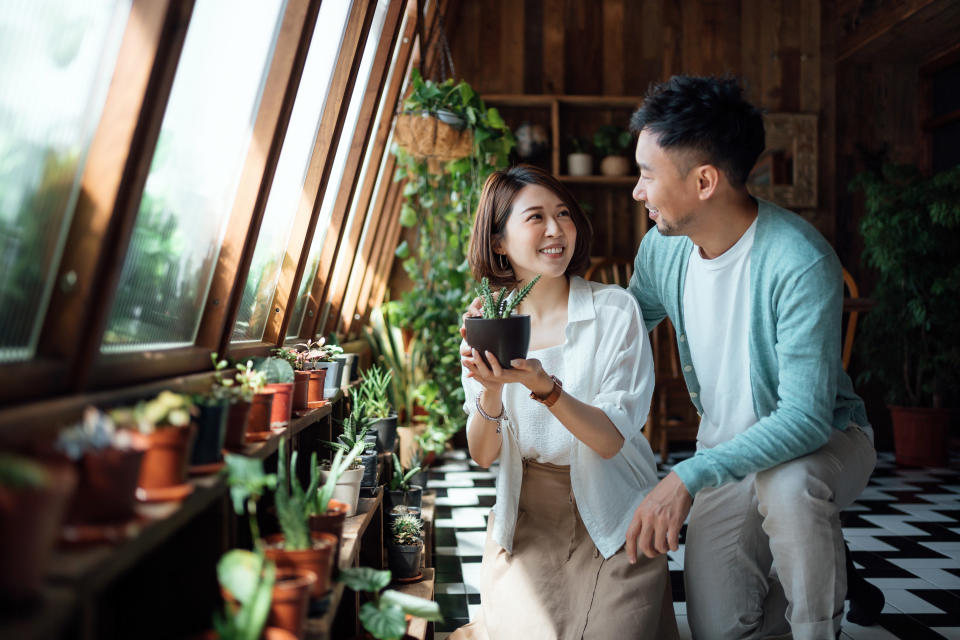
<box><xmin>627</xmin><ymin>199</ymin><xmax>870</xmax><ymax>496</ymax></box>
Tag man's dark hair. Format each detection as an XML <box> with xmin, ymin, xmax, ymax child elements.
<box><xmin>629</xmin><ymin>75</ymin><xmax>765</xmax><ymax>186</ymax></box>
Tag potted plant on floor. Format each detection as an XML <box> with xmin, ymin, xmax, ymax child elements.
<box><xmin>322</xmin><ymin>416</ymin><xmax>375</xmax><ymax>515</ymax></box>
<box><xmin>386</xmin><ymin>513</ymin><xmax>424</xmax><ymax>582</ymax></box>
<box><xmin>55</xmin><ymin>407</ymin><xmax>146</xmax><ymax>526</ymax></box>
<box><xmin>0</xmin><ymin>452</ymin><xmax>76</xmax><ymax>604</ymax></box>
<box><xmin>850</xmin><ymin>162</ymin><xmax>960</xmax><ymax>466</ymax></box>
<box><xmin>356</xmin><ymin>366</ymin><xmax>398</xmax><ymax>453</ymax></box>
<box><xmin>251</xmin><ymin>356</ymin><xmax>295</xmax><ymax>429</ymax></box>
<box><xmin>110</xmin><ymin>391</ymin><xmax>197</xmax><ymax>502</ymax></box>
<box><xmin>385</xmin><ymin>453</ymin><xmax>422</xmax><ymax>516</ymax></box>
<box><xmin>337</xmin><ymin>567</ymin><xmax>442</xmax><ymax>640</ymax></box>
<box><xmin>464</xmin><ymin>275</ymin><xmax>541</xmax><ymax>369</ymax></box>
<box><xmin>593</xmin><ymin>124</ymin><xmax>633</xmax><ymax>177</ymax></box>
<box><xmin>567</xmin><ymin>136</ymin><xmax>593</xmax><ymax>176</ymax></box>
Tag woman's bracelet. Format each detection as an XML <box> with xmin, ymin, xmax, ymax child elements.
<box><xmin>475</xmin><ymin>395</ymin><xmax>504</xmax><ymax>434</ymax></box>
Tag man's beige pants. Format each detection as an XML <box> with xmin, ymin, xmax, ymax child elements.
<box><xmin>684</xmin><ymin>426</ymin><xmax>876</xmax><ymax>640</ymax></box>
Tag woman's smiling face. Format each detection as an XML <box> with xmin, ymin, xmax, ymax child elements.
<box><xmin>495</xmin><ymin>183</ymin><xmax>577</xmax><ymax>282</ymax></box>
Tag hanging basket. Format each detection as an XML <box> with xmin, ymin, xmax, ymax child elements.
<box><xmin>394</xmin><ymin>110</ymin><xmax>474</xmax><ymax>167</ymax></box>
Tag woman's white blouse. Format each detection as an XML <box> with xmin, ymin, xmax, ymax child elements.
<box><xmin>462</xmin><ymin>276</ymin><xmax>659</xmax><ymax>559</ymax></box>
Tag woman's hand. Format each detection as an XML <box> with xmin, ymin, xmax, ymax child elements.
<box><xmin>462</xmin><ymin>350</ymin><xmax>554</xmax><ymax>396</ymax></box>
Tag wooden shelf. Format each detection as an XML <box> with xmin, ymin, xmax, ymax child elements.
<box><xmin>394</xmin><ymin>568</ymin><xmax>436</xmax><ymax>640</ymax></box>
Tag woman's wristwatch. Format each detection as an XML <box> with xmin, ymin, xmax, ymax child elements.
<box><xmin>529</xmin><ymin>374</ymin><xmax>563</xmax><ymax>407</ymax></box>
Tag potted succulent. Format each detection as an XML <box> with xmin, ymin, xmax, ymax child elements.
<box><xmin>296</xmin><ymin>338</ymin><xmax>343</xmax><ymax>399</ymax></box>
<box><xmin>463</xmin><ymin>275</ymin><xmax>541</xmax><ymax>369</ymax></box>
<box><xmin>849</xmin><ymin>162</ymin><xmax>960</xmax><ymax>466</ymax></box>
<box><xmin>593</xmin><ymin>124</ymin><xmax>633</xmax><ymax>176</ymax></box>
<box><xmin>251</xmin><ymin>356</ymin><xmax>295</xmax><ymax>429</ymax></box>
<box><xmin>109</xmin><ymin>390</ymin><xmax>197</xmax><ymax>501</ymax></box>
<box><xmin>356</xmin><ymin>366</ymin><xmax>398</xmax><ymax>453</ymax></box>
<box><xmin>212</xmin><ymin>548</ymin><xmax>301</xmax><ymax>640</ymax></box>
<box><xmin>308</xmin><ymin>447</ymin><xmax>357</xmax><ymax>567</ymax></box>
<box><xmin>386</xmin><ymin>513</ymin><xmax>424</xmax><ymax>581</ymax></box>
<box><xmin>55</xmin><ymin>406</ymin><xmax>146</xmax><ymax>524</ymax></box>
<box><xmin>273</xmin><ymin>347</ymin><xmax>311</xmax><ymax>411</ymax></box>
<box><xmin>209</xmin><ymin>353</ymin><xmax>254</xmax><ymax>451</ymax></box>
<box><xmin>337</xmin><ymin>567</ymin><xmax>442</xmax><ymax>640</ymax></box>
<box><xmin>567</xmin><ymin>136</ymin><xmax>593</xmax><ymax>176</ymax></box>
<box><xmin>0</xmin><ymin>453</ymin><xmax>76</xmax><ymax>603</ymax></box>
<box><xmin>385</xmin><ymin>453</ymin><xmax>422</xmax><ymax>517</ymax></box>
<box><xmin>321</xmin><ymin>417</ymin><xmax>374</xmax><ymax>515</ymax></box>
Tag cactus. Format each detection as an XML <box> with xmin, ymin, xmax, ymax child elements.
<box><xmin>391</xmin><ymin>513</ymin><xmax>423</xmax><ymax>546</ymax></box>
<box><xmin>476</xmin><ymin>274</ymin><xmax>541</xmax><ymax>319</ymax></box>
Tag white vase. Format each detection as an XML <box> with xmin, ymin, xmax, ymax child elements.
<box><xmin>320</xmin><ymin>466</ymin><xmax>363</xmax><ymax>516</ymax></box>
<box><xmin>567</xmin><ymin>153</ymin><xmax>593</xmax><ymax>176</ymax></box>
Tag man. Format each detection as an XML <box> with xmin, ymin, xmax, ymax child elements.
<box><xmin>623</xmin><ymin>75</ymin><xmax>876</xmax><ymax>640</ymax></box>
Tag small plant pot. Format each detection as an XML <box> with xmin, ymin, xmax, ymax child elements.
<box><xmin>66</xmin><ymin>446</ymin><xmax>146</xmax><ymax>524</ymax></box>
<box><xmin>223</xmin><ymin>399</ymin><xmax>251</xmax><ymax>451</ymax></box>
<box><xmin>268</xmin><ymin>567</ymin><xmax>316</xmax><ymax>639</ymax></box>
<box><xmin>308</xmin><ymin>499</ymin><xmax>349</xmax><ymax>567</ymax></box>
<box><xmin>292</xmin><ymin>371</ymin><xmax>310</xmax><ymax>410</ymax></box>
<box><xmin>386</xmin><ymin>485</ymin><xmax>423</xmax><ymax>515</ymax></box>
<box><xmin>464</xmin><ymin>315</ymin><xmax>531</xmax><ymax>369</ymax></box>
<box><xmin>336</xmin><ymin>354</ymin><xmax>355</xmax><ymax>388</ymax></box>
<box><xmin>306</xmin><ymin>369</ymin><xmax>326</xmax><ymax>405</ymax></box>
<box><xmin>0</xmin><ymin>462</ymin><xmax>76</xmax><ymax>603</ymax></box>
<box><xmin>386</xmin><ymin>542</ymin><xmax>423</xmax><ymax>580</ymax></box>
<box><xmin>319</xmin><ymin>466</ymin><xmax>363</xmax><ymax>516</ymax></box>
<box><xmin>599</xmin><ymin>155</ymin><xmax>630</xmax><ymax>176</ymax></box>
<box><xmin>567</xmin><ymin>152</ymin><xmax>593</xmax><ymax>176</ymax></box>
<box><xmin>371</xmin><ymin>415</ymin><xmax>398</xmax><ymax>453</ymax></box>
<box><xmin>889</xmin><ymin>405</ymin><xmax>951</xmax><ymax>467</ymax></box>
<box><xmin>264</xmin><ymin>382</ymin><xmax>294</xmax><ymax>428</ymax></box>
<box><xmin>264</xmin><ymin>532</ymin><xmax>337</xmax><ymax>598</ymax></box>
<box><xmin>247</xmin><ymin>389</ymin><xmax>277</xmax><ymax>436</ymax></box>
<box><xmin>316</xmin><ymin>361</ymin><xmax>342</xmax><ymax>399</ymax></box>
<box><xmin>136</xmin><ymin>425</ymin><xmax>196</xmax><ymax>490</ymax></box>
<box><xmin>190</xmin><ymin>400</ymin><xmax>229</xmax><ymax>466</ymax></box>
<box><xmin>359</xmin><ymin>451</ymin><xmax>378</xmax><ymax>488</ymax></box>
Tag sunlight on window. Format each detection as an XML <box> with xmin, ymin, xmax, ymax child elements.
<box><xmin>231</xmin><ymin>0</ymin><xmax>353</xmax><ymax>344</ymax></box>
<box><xmin>101</xmin><ymin>0</ymin><xmax>286</xmax><ymax>352</ymax></box>
<box><xmin>0</xmin><ymin>0</ymin><xmax>130</xmax><ymax>362</ymax></box>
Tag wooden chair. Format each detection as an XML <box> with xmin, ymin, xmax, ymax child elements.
<box><xmin>584</xmin><ymin>258</ymin><xmax>699</xmax><ymax>462</ymax></box>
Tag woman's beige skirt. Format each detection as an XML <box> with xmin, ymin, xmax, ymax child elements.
<box><xmin>451</xmin><ymin>459</ymin><xmax>679</xmax><ymax>640</ymax></box>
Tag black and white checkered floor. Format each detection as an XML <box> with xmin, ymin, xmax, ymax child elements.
<box><xmin>427</xmin><ymin>449</ymin><xmax>960</xmax><ymax>639</ymax></box>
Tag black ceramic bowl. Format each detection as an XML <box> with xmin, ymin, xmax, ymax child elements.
<box><xmin>463</xmin><ymin>315</ymin><xmax>531</xmax><ymax>370</ymax></box>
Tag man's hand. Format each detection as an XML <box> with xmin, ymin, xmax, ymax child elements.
<box><xmin>625</xmin><ymin>471</ymin><xmax>693</xmax><ymax>563</ymax></box>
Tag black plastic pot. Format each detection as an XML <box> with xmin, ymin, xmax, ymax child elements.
<box><xmin>371</xmin><ymin>415</ymin><xmax>398</xmax><ymax>453</ymax></box>
<box><xmin>359</xmin><ymin>451</ymin><xmax>378</xmax><ymax>488</ymax></box>
<box><xmin>386</xmin><ymin>542</ymin><xmax>422</xmax><ymax>579</ymax></box>
<box><xmin>363</xmin><ymin>431</ymin><xmax>379</xmax><ymax>453</ymax></box>
<box><xmin>386</xmin><ymin>485</ymin><xmax>422</xmax><ymax>515</ymax></box>
<box><xmin>190</xmin><ymin>399</ymin><xmax>229</xmax><ymax>465</ymax></box>
<box><xmin>408</xmin><ymin>469</ymin><xmax>428</xmax><ymax>491</ymax></box>
<box><xmin>464</xmin><ymin>315</ymin><xmax>531</xmax><ymax>369</ymax></box>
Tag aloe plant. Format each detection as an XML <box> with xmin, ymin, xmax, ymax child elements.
<box><xmin>356</xmin><ymin>366</ymin><xmax>394</xmax><ymax>419</ymax></box>
<box><xmin>388</xmin><ymin>452</ymin><xmax>421</xmax><ymax>492</ymax></box>
<box><xmin>324</xmin><ymin>413</ymin><xmax>375</xmax><ymax>456</ymax></box>
<box><xmin>476</xmin><ymin>275</ymin><xmax>541</xmax><ymax>319</ymax></box>
<box><xmin>274</xmin><ymin>438</ymin><xmax>321</xmax><ymax>550</ymax></box>
<box><xmin>338</xmin><ymin>567</ymin><xmax>442</xmax><ymax>640</ymax></box>
<box><xmin>313</xmin><ymin>444</ymin><xmax>363</xmax><ymax>515</ymax></box>
<box><xmin>213</xmin><ymin>549</ymin><xmax>276</xmax><ymax>640</ymax></box>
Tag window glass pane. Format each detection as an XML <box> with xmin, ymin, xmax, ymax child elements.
<box><xmin>286</xmin><ymin>0</ymin><xmax>389</xmax><ymax>339</ymax></box>
<box><xmin>101</xmin><ymin>0</ymin><xmax>286</xmax><ymax>352</ymax></box>
<box><xmin>231</xmin><ymin>0</ymin><xmax>353</xmax><ymax>343</ymax></box>
<box><xmin>0</xmin><ymin>0</ymin><xmax>130</xmax><ymax>363</ymax></box>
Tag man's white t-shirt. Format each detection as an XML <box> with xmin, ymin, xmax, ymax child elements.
<box><xmin>682</xmin><ymin>218</ymin><xmax>759</xmax><ymax>450</ymax></box>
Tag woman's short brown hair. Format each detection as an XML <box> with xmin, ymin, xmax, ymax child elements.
<box><xmin>469</xmin><ymin>164</ymin><xmax>592</xmax><ymax>287</ymax></box>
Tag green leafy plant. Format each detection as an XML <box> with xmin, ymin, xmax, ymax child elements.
<box><xmin>250</xmin><ymin>356</ymin><xmax>294</xmax><ymax>384</ymax></box>
<box><xmin>271</xmin><ymin>347</ymin><xmax>302</xmax><ymax>371</ymax></box>
<box><xmin>338</xmin><ymin>567</ymin><xmax>442</xmax><ymax>640</ymax></box>
<box><xmin>390</xmin><ymin>513</ymin><xmax>423</xmax><ymax>546</ymax></box>
<box><xmin>295</xmin><ymin>337</ymin><xmax>343</xmax><ymax>366</ymax></box>
<box><xmin>109</xmin><ymin>390</ymin><xmax>196</xmax><ymax>435</ymax></box>
<box><xmin>274</xmin><ymin>438</ymin><xmax>321</xmax><ymax>550</ymax></box>
<box><xmin>325</xmin><ymin>413</ymin><xmax>375</xmax><ymax>458</ymax></box>
<box><xmin>849</xmin><ymin>162</ymin><xmax>960</xmax><ymax>407</ymax></box>
<box><xmin>224</xmin><ymin>453</ymin><xmax>277</xmax><ymax>548</ymax></box>
<box><xmin>389</xmin><ymin>452</ymin><xmax>421</xmax><ymax>492</ymax></box>
<box><xmin>592</xmin><ymin>124</ymin><xmax>632</xmax><ymax>158</ymax></box>
<box><xmin>356</xmin><ymin>366</ymin><xmax>394</xmax><ymax>419</ymax></box>
<box><xmin>363</xmin><ymin>303</ymin><xmax>426</xmax><ymax>427</ymax></box>
<box><xmin>476</xmin><ymin>275</ymin><xmax>541</xmax><ymax>319</ymax></box>
<box><xmin>213</xmin><ymin>549</ymin><xmax>276</xmax><ymax>640</ymax></box>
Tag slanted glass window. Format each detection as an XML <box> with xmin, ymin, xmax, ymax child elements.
<box><xmin>101</xmin><ymin>0</ymin><xmax>286</xmax><ymax>352</ymax></box>
<box><xmin>231</xmin><ymin>0</ymin><xmax>353</xmax><ymax>343</ymax></box>
<box><xmin>0</xmin><ymin>0</ymin><xmax>131</xmax><ymax>362</ymax></box>
<box><xmin>286</xmin><ymin>0</ymin><xmax>390</xmax><ymax>339</ymax></box>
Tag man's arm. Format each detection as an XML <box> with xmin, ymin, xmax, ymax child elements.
<box><xmin>627</xmin><ymin>238</ymin><xmax>669</xmax><ymax>332</ymax></box>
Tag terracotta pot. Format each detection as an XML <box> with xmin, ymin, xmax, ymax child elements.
<box><xmin>191</xmin><ymin>400</ymin><xmax>229</xmax><ymax>466</ymax></box>
<box><xmin>292</xmin><ymin>371</ymin><xmax>310</xmax><ymax>410</ymax></box>
<box><xmin>889</xmin><ymin>405</ymin><xmax>951</xmax><ymax>467</ymax></box>
<box><xmin>224</xmin><ymin>400</ymin><xmax>252</xmax><ymax>450</ymax></box>
<box><xmin>248</xmin><ymin>389</ymin><xmax>277</xmax><ymax>436</ymax></box>
<box><xmin>307</xmin><ymin>499</ymin><xmax>349</xmax><ymax>567</ymax></box>
<box><xmin>264</xmin><ymin>383</ymin><xmax>294</xmax><ymax>428</ymax></box>
<box><xmin>599</xmin><ymin>155</ymin><xmax>630</xmax><ymax>176</ymax></box>
<box><xmin>0</xmin><ymin>462</ymin><xmax>76</xmax><ymax>602</ymax></box>
<box><xmin>264</xmin><ymin>532</ymin><xmax>337</xmax><ymax>598</ymax></box>
<box><xmin>66</xmin><ymin>446</ymin><xmax>146</xmax><ymax>524</ymax></box>
<box><xmin>268</xmin><ymin>567</ymin><xmax>316</xmax><ymax>639</ymax></box>
<box><xmin>306</xmin><ymin>370</ymin><xmax>326</xmax><ymax>405</ymax></box>
<box><xmin>464</xmin><ymin>315</ymin><xmax>531</xmax><ymax>370</ymax></box>
<box><xmin>136</xmin><ymin>425</ymin><xmax>196</xmax><ymax>490</ymax></box>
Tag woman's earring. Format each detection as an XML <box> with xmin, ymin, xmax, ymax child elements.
<box><xmin>497</xmin><ymin>254</ymin><xmax>509</xmax><ymax>270</ymax></box>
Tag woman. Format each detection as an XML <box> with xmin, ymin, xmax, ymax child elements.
<box><xmin>453</xmin><ymin>165</ymin><xmax>678</xmax><ymax>639</ymax></box>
